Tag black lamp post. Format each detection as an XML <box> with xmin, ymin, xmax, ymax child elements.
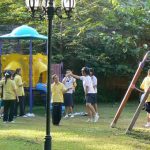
<box><xmin>25</xmin><ymin>0</ymin><xmax>75</xmax><ymax>150</ymax></box>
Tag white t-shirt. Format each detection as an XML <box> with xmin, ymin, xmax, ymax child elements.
<box><xmin>62</xmin><ymin>76</ymin><xmax>76</xmax><ymax>94</ymax></box>
<box><xmin>91</xmin><ymin>75</ymin><xmax>97</xmax><ymax>93</ymax></box>
<box><xmin>80</xmin><ymin>75</ymin><xmax>95</xmax><ymax>94</ymax></box>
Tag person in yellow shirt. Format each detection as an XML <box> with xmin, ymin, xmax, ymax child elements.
<box><xmin>0</xmin><ymin>71</ymin><xmax>18</xmax><ymax>123</ymax></box>
<box><xmin>140</xmin><ymin>69</ymin><xmax>150</xmax><ymax>127</ymax></box>
<box><xmin>13</xmin><ymin>68</ymin><xmax>26</xmax><ymax>117</ymax></box>
<box><xmin>51</xmin><ymin>74</ymin><xmax>71</xmax><ymax>125</ymax></box>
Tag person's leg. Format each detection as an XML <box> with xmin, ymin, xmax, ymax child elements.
<box><xmin>19</xmin><ymin>96</ymin><xmax>25</xmax><ymax>116</ymax></box>
<box><xmin>147</xmin><ymin>113</ymin><xmax>150</xmax><ymax>122</ymax></box>
<box><xmin>86</xmin><ymin>103</ymin><xmax>93</xmax><ymax>119</ymax></box>
<box><xmin>94</xmin><ymin>103</ymin><xmax>98</xmax><ymax>113</ymax></box>
<box><xmin>69</xmin><ymin>94</ymin><xmax>74</xmax><ymax>117</ymax></box>
<box><xmin>13</xmin><ymin>100</ymin><xmax>18</xmax><ymax>117</ymax></box>
<box><xmin>93</xmin><ymin>94</ymin><xmax>98</xmax><ymax>115</ymax></box>
<box><xmin>144</xmin><ymin>102</ymin><xmax>150</xmax><ymax>127</ymax></box>
<box><xmin>52</xmin><ymin>104</ymin><xmax>60</xmax><ymax>125</ymax></box>
<box><xmin>3</xmin><ymin>101</ymin><xmax>9</xmax><ymax>122</ymax></box>
<box><xmin>9</xmin><ymin>101</ymin><xmax>15</xmax><ymax>122</ymax></box>
<box><xmin>86</xmin><ymin>94</ymin><xmax>99</xmax><ymax>122</ymax></box>
<box><xmin>58</xmin><ymin>103</ymin><xmax>62</xmax><ymax>124</ymax></box>
<box><xmin>64</xmin><ymin>94</ymin><xmax>69</xmax><ymax>118</ymax></box>
<box><xmin>52</xmin><ymin>104</ymin><xmax>57</xmax><ymax>125</ymax></box>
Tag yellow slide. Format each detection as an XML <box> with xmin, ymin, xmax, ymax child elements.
<box><xmin>2</xmin><ymin>53</ymin><xmax>48</xmax><ymax>87</ymax></box>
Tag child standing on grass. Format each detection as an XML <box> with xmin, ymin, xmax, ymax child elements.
<box><xmin>62</xmin><ymin>69</ymin><xmax>76</xmax><ymax>118</ymax></box>
<box><xmin>13</xmin><ymin>68</ymin><xmax>26</xmax><ymax>117</ymax></box>
<box><xmin>51</xmin><ymin>74</ymin><xmax>71</xmax><ymax>125</ymax></box>
<box><xmin>89</xmin><ymin>68</ymin><xmax>99</xmax><ymax>117</ymax></box>
<box><xmin>0</xmin><ymin>71</ymin><xmax>18</xmax><ymax>123</ymax></box>
<box><xmin>140</xmin><ymin>69</ymin><xmax>150</xmax><ymax>127</ymax></box>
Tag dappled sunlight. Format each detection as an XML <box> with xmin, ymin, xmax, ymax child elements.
<box><xmin>0</xmin><ymin>129</ymin><xmax>44</xmax><ymax>142</ymax></box>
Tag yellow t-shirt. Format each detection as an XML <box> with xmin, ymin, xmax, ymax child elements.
<box><xmin>51</xmin><ymin>82</ymin><xmax>67</xmax><ymax>103</ymax></box>
<box><xmin>14</xmin><ymin>75</ymin><xmax>25</xmax><ymax>96</ymax></box>
<box><xmin>140</xmin><ymin>76</ymin><xmax>150</xmax><ymax>102</ymax></box>
<box><xmin>0</xmin><ymin>79</ymin><xmax>17</xmax><ymax>100</ymax></box>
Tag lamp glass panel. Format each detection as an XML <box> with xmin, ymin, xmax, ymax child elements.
<box><xmin>25</xmin><ymin>0</ymin><xmax>40</xmax><ymax>8</ymax></box>
<box><xmin>62</xmin><ymin>0</ymin><xmax>75</xmax><ymax>9</ymax></box>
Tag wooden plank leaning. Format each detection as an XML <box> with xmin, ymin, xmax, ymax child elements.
<box><xmin>125</xmin><ymin>86</ymin><xmax>150</xmax><ymax>134</ymax></box>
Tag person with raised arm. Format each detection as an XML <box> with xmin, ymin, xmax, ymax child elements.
<box><xmin>69</xmin><ymin>67</ymin><xmax>99</xmax><ymax>122</ymax></box>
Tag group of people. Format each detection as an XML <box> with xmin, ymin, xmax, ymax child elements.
<box><xmin>0</xmin><ymin>68</ymin><xmax>26</xmax><ymax>123</ymax></box>
<box><xmin>0</xmin><ymin>66</ymin><xmax>150</xmax><ymax>128</ymax></box>
<box><xmin>51</xmin><ymin>67</ymin><xmax>99</xmax><ymax>126</ymax></box>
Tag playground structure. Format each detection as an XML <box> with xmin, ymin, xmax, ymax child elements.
<box><xmin>0</xmin><ymin>25</ymin><xmax>63</xmax><ymax>115</ymax></box>
<box><xmin>110</xmin><ymin>51</ymin><xmax>150</xmax><ymax>133</ymax></box>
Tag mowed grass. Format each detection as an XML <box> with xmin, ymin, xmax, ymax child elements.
<box><xmin>0</xmin><ymin>102</ymin><xmax>150</xmax><ymax>150</ymax></box>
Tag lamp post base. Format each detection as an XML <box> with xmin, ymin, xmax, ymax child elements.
<box><xmin>44</xmin><ymin>135</ymin><xmax>52</xmax><ymax>150</ymax></box>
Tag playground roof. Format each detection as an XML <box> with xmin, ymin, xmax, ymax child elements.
<box><xmin>0</xmin><ymin>25</ymin><xmax>47</xmax><ymax>40</ymax></box>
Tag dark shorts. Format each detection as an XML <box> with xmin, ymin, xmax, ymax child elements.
<box><xmin>64</xmin><ymin>93</ymin><xmax>73</xmax><ymax>107</ymax></box>
<box><xmin>85</xmin><ymin>93</ymin><xmax>95</xmax><ymax>104</ymax></box>
<box><xmin>145</xmin><ymin>102</ymin><xmax>150</xmax><ymax>113</ymax></box>
<box><xmin>0</xmin><ymin>100</ymin><xmax>4</xmax><ymax>108</ymax></box>
<box><xmin>92</xmin><ymin>93</ymin><xmax>97</xmax><ymax>104</ymax></box>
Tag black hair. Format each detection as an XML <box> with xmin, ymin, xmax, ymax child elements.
<box><xmin>13</xmin><ymin>68</ymin><xmax>21</xmax><ymax>78</ymax></box>
<box><xmin>89</xmin><ymin>68</ymin><xmax>94</xmax><ymax>75</ymax></box>
<box><xmin>4</xmin><ymin>70</ymin><xmax>12</xmax><ymax>84</ymax></box>
<box><xmin>81</xmin><ymin>67</ymin><xmax>90</xmax><ymax>75</ymax></box>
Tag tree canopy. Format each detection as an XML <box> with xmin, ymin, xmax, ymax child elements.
<box><xmin>0</xmin><ymin>0</ymin><xmax>150</xmax><ymax>76</ymax></box>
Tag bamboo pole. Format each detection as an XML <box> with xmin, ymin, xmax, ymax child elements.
<box><xmin>110</xmin><ymin>51</ymin><xmax>150</xmax><ymax>128</ymax></box>
<box><xmin>125</xmin><ymin>86</ymin><xmax>150</xmax><ymax>133</ymax></box>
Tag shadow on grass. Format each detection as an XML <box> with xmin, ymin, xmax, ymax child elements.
<box><xmin>127</xmin><ymin>129</ymin><xmax>150</xmax><ymax>142</ymax></box>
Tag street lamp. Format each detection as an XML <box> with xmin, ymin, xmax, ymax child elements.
<box><xmin>25</xmin><ymin>0</ymin><xmax>76</xmax><ymax>150</ymax></box>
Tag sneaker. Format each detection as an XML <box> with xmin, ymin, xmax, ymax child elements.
<box><xmin>9</xmin><ymin>121</ymin><xmax>15</xmax><ymax>123</ymax></box>
<box><xmin>86</xmin><ymin>118</ymin><xmax>93</xmax><ymax>122</ymax></box>
<box><xmin>22</xmin><ymin>115</ymin><xmax>28</xmax><ymax>118</ymax></box>
<box><xmin>96</xmin><ymin>113</ymin><xmax>99</xmax><ymax>117</ymax></box>
<box><xmin>70</xmin><ymin>114</ymin><xmax>74</xmax><ymax>118</ymax></box>
<box><xmin>64</xmin><ymin>115</ymin><xmax>69</xmax><ymax>118</ymax></box>
<box><xmin>144</xmin><ymin>122</ymin><xmax>150</xmax><ymax>127</ymax></box>
<box><xmin>93</xmin><ymin>114</ymin><xmax>99</xmax><ymax>122</ymax></box>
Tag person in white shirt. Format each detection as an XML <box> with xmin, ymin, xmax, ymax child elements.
<box><xmin>69</xmin><ymin>67</ymin><xmax>99</xmax><ymax>122</ymax></box>
<box><xmin>90</xmin><ymin>68</ymin><xmax>99</xmax><ymax>116</ymax></box>
<box><xmin>62</xmin><ymin>70</ymin><xmax>76</xmax><ymax>118</ymax></box>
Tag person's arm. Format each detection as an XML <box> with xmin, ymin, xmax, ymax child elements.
<box><xmin>131</xmin><ymin>84</ymin><xmax>144</xmax><ymax>93</ymax></box>
<box><xmin>69</xmin><ymin>72</ymin><xmax>81</xmax><ymax>80</ymax></box>
<box><xmin>93</xmin><ymin>77</ymin><xmax>97</xmax><ymax>90</ymax></box>
<box><xmin>62</xmin><ymin>77</ymin><xmax>67</xmax><ymax>84</ymax></box>
<box><xmin>62</xmin><ymin>84</ymin><xmax>73</xmax><ymax>93</ymax></box>
<box><xmin>18</xmin><ymin>77</ymin><xmax>25</xmax><ymax>87</ymax></box>
<box><xmin>12</xmin><ymin>82</ymin><xmax>19</xmax><ymax>102</ymax></box>
<box><xmin>85</xmin><ymin>86</ymin><xmax>88</xmax><ymax>96</ymax></box>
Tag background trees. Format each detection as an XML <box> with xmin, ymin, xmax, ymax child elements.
<box><xmin>0</xmin><ymin>0</ymin><xmax>150</xmax><ymax>102</ymax></box>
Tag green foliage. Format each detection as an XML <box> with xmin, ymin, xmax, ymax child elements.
<box><xmin>0</xmin><ymin>0</ymin><xmax>150</xmax><ymax>102</ymax></box>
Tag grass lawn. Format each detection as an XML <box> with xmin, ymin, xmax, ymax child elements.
<box><xmin>0</xmin><ymin>102</ymin><xmax>150</xmax><ymax>150</ymax></box>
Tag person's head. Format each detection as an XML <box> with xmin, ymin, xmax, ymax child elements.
<box><xmin>52</xmin><ymin>74</ymin><xmax>59</xmax><ymax>83</ymax></box>
<box><xmin>66</xmin><ymin>69</ymin><xmax>72</xmax><ymax>77</ymax></box>
<box><xmin>15</xmin><ymin>68</ymin><xmax>22</xmax><ymax>75</ymax></box>
<box><xmin>4</xmin><ymin>70</ymin><xmax>12</xmax><ymax>84</ymax></box>
<box><xmin>81</xmin><ymin>67</ymin><xmax>90</xmax><ymax>76</ymax></box>
<box><xmin>148</xmin><ymin>69</ymin><xmax>150</xmax><ymax>76</ymax></box>
<box><xmin>89</xmin><ymin>68</ymin><xmax>94</xmax><ymax>76</ymax></box>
